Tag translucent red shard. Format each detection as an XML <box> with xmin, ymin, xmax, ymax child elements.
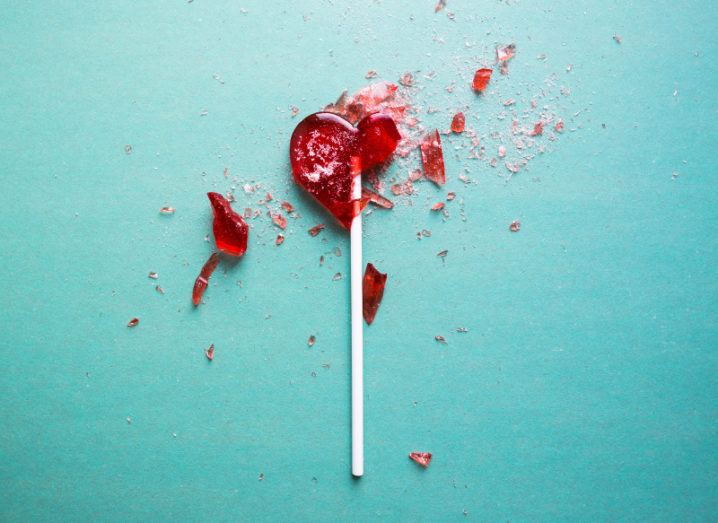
<box><xmin>207</xmin><ymin>192</ymin><xmax>249</xmax><ymax>257</ymax></box>
<box><xmin>281</xmin><ymin>201</ymin><xmax>295</xmax><ymax>213</ymax></box>
<box><xmin>362</xmin><ymin>263</ymin><xmax>387</xmax><ymax>325</ymax></box>
<box><xmin>472</xmin><ymin>68</ymin><xmax>492</xmax><ymax>92</ymax></box>
<box><xmin>361</xmin><ymin>187</ymin><xmax>394</xmax><ymax>209</ymax></box>
<box><xmin>205</xmin><ymin>344</ymin><xmax>215</xmax><ymax>361</ymax></box>
<box><xmin>509</xmin><ymin>220</ymin><xmax>521</xmax><ymax>232</ymax></box>
<box><xmin>451</xmin><ymin>112</ymin><xmax>465</xmax><ymax>133</ymax></box>
<box><xmin>420</xmin><ymin>130</ymin><xmax>446</xmax><ymax>185</ymax></box>
<box><xmin>431</xmin><ymin>202</ymin><xmax>445</xmax><ymax>211</ymax></box>
<box><xmin>409</xmin><ymin>452</ymin><xmax>432</xmax><ymax>468</ymax></box>
<box><xmin>271</xmin><ymin>212</ymin><xmax>287</xmax><ymax>229</ymax></box>
<box><xmin>127</xmin><ymin>318</ymin><xmax>139</xmax><ymax>327</ymax></box>
<box><xmin>276</xmin><ymin>234</ymin><xmax>285</xmax><ymax>245</ymax></box>
<box><xmin>358</xmin><ymin>113</ymin><xmax>402</xmax><ymax>171</ymax></box>
<box><xmin>159</xmin><ymin>206</ymin><xmax>176</xmax><ymax>214</ymax></box>
<box><xmin>496</xmin><ymin>44</ymin><xmax>516</xmax><ymax>75</ymax></box>
<box><xmin>192</xmin><ymin>252</ymin><xmax>220</xmax><ymax>306</ymax></box>
<box><xmin>308</xmin><ymin>223</ymin><xmax>325</xmax><ymax>237</ymax></box>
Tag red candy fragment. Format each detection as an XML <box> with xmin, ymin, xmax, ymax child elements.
<box><xmin>127</xmin><ymin>318</ymin><xmax>139</xmax><ymax>327</ymax></box>
<box><xmin>509</xmin><ymin>220</ymin><xmax>521</xmax><ymax>232</ymax></box>
<box><xmin>276</xmin><ymin>234</ymin><xmax>285</xmax><ymax>245</ymax></box>
<box><xmin>192</xmin><ymin>252</ymin><xmax>220</xmax><ymax>306</ymax></box>
<box><xmin>308</xmin><ymin>223</ymin><xmax>325</xmax><ymax>237</ymax></box>
<box><xmin>431</xmin><ymin>202</ymin><xmax>445</xmax><ymax>211</ymax></box>
<box><xmin>281</xmin><ymin>201</ymin><xmax>295</xmax><ymax>213</ymax></box>
<box><xmin>530</xmin><ymin>122</ymin><xmax>544</xmax><ymax>136</ymax></box>
<box><xmin>205</xmin><ymin>344</ymin><xmax>215</xmax><ymax>361</ymax></box>
<box><xmin>271</xmin><ymin>212</ymin><xmax>287</xmax><ymax>229</ymax></box>
<box><xmin>290</xmin><ymin>112</ymin><xmax>399</xmax><ymax>228</ymax></box>
<box><xmin>496</xmin><ymin>44</ymin><xmax>516</xmax><ymax>75</ymax></box>
<box><xmin>420</xmin><ymin>130</ymin><xmax>446</xmax><ymax>185</ymax></box>
<box><xmin>207</xmin><ymin>192</ymin><xmax>249</xmax><ymax>257</ymax></box>
<box><xmin>409</xmin><ymin>452</ymin><xmax>432</xmax><ymax>468</ymax></box>
<box><xmin>358</xmin><ymin>113</ymin><xmax>402</xmax><ymax>171</ymax></box>
<box><xmin>362</xmin><ymin>263</ymin><xmax>387</xmax><ymax>325</ymax></box>
<box><xmin>472</xmin><ymin>68</ymin><xmax>492</xmax><ymax>92</ymax></box>
<box><xmin>451</xmin><ymin>112</ymin><xmax>465</xmax><ymax>133</ymax></box>
<box><xmin>361</xmin><ymin>187</ymin><xmax>394</xmax><ymax>209</ymax></box>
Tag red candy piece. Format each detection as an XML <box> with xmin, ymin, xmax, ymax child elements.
<box><xmin>420</xmin><ymin>130</ymin><xmax>446</xmax><ymax>185</ymax></box>
<box><xmin>472</xmin><ymin>68</ymin><xmax>492</xmax><ymax>92</ymax></box>
<box><xmin>361</xmin><ymin>187</ymin><xmax>394</xmax><ymax>209</ymax></box>
<box><xmin>192</xmin><ymin>252</ymin><xmax>219</xmax><ymax>306</ymax></box>
<box><xmin>409</xmin><ymin>452</ymin><xmax>432</xmax><ymax>468</ymax></box>
<box><xmin>451</xmin><ymin>112</ymin><xmax>465</xmax><ymax>133</ymax></box>
<box><xmin>357</xmin><ymin>113</ymin><xmax>402</xmax><ymax>171</ymax></box>
<box><xmin>362</xmin><ymin>263</ymin><xmax>387</xmax><ymax>325</ymax></box>
<box><xmin>207</xmin><ymin>192</ymin><xmax>249</xmax><ymax>256</ymax></box>
<box><xmin>290</xmin><ymin>112</ymin><xmax>400</xmax><ymax>228</ymax></box>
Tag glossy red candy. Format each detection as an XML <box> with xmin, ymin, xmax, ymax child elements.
<box><xmin>290</xmin><ymin>112</ymin><xmax>400</xmax><ymax>228</ymax></box>
<box><xmin>420</xmin><ymin>130</ymin><xmax>446</xmax><ymax>185</ymax></box>
<box><xmin>357</xmin><ymin>113</ymin><xmax>402</xmax><ymax>171</ymax></box>
<box><xmin>362</xmin><ymin>263</ymin><xmax>387</xmax><ymax>325</ymax></box>
<box><xmin>207</xmin><ymin>192</ymin><xmax>249</xmax><ymax>256</ymax></box>
<box><xmin>450</xmin><ymin>112</ymin><xmax>465</xmax><ymax>133</ymax></box>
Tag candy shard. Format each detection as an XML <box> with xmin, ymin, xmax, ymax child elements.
<box><xmin>361</xmin><ymin>187</ymin><xmax>394</xmax><ymax>209</ymax></box>
<box><xmin>472</xmin><ymin>68</ymin><xmax>492</xmax><ymax>92</ymax></box>
<box><xmin>362</xmin><ymin>263</ymin><xmax>387</xmax><ymax>325</ymax></box>
<box><xmin>271</xmin><ymin>212</ymin><xmax>287</xmax><ymax>229</ymax></box>
<box><xmin>205</xmin><ymin>344</ymin><xmax>215</xmax><ymax>361</ymax></box>
<box><xmin>275</xmin><ymin>234</ymin><xmax>285</xmax><ymax>245</ymax></box>
<box><xmin>192</xmin><ymin>252</ymin><xmax>220</xmax><ymax>306</ymax></box>
<box><xmin>207</xmin><ymin>192</ymin><xmax>249</xmax><ymax>257</ymax></box>
<box><xmin>409</xmin><ymin>452</ymin><xmax>432</xmax><ymax>468</ymax></box>
<box><xmin>496</xmin><ymin>44</ymin><xmax>516</xmax><ymax>75</ymax></box>
<box><xmin>509</xmin><ymin>220</ymin><xmax>521</xmax><ymax>232</ymax></box>
<box><xmin>308</xmin><ymin>223</ymin><xmax>325</xmax><ymax>237</ymax></box>
<box><xmin>127</xmin><ymin>318</ymin><xmax>139</xmax><ymax>327</ymax></box>
<box><xmin>431</xmin><ymin>202</ymin><xmax>445</xmax><ymax>211</ymax></box>
<box><xmin>357</xmin><ymin>113</ymin><xmax>401</xmax><ymax>170</ymax></box>
<box><xmin>420</xmin><ymin>130</ymin><xmax>446</xmax><ymax>185</ymax></box>
<box><xmin>451</xmin><ymin>112</ymin><xmax>465</xmax><ymax>133</ymax></box>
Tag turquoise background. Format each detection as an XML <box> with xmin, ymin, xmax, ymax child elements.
<box><xmin>1</xmin><ymin>0</ymin><xmax>716</xmax><ymax>521</ymax></box>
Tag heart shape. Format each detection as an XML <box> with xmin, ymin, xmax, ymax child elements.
<box><xmin>290</xmin><ymin>111</ymin><xmax>400</xmax><ymax>228</ymax></box>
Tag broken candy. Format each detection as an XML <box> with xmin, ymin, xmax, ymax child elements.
<box><xmin>472</xmin><ymin>68</ymin><xmax>492</xmax><ymax>92</ymax></box>
<box><xmin>192</xmin><ymin>252</ymin><xmax>220</xmax><ymax>306</ymax></box>
<box><xmin>451</xmin><ymin>112</ymin><xmax>465</xmax><ymax>133</ymax></box>
<box><xmin>362</xmin><ymin>263</ymin><xmax>387</xmax><ymax>325</ymax></box>
<box><xmin>409</xmin><ymin>452</ymin><xmax>432</xmax><ymax>468</ymax></box>
<box><xmin>208</xmin><ymin>192</ymin><xmax>249</xmax><ymax>257</ymax></box>
<box><xmin>420</xmin><ymin>130</ymin><xmax>446</xmax><ymax>185</ymax></box>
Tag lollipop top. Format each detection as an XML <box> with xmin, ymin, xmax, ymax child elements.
<box><xmin>290</xmin><ymin>111</ymin><xmax>400</xmax><ymax>229</ymax></box>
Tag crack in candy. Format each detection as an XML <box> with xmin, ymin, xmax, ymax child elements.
<box><xmin>208</xmin><ymin>192</ymin><xmax>249</xmax><ymax>257</ymax></box>
<box><xmin>362</xmin><ymin>263</ymin><xmax>387</xmax><ymax>325</ymax></box>
<box><xmin>420</xmin><ymin>130</ymin><xmax>446</xmax><ymax>185</ymax></box>
<box><xmin>192</xmin><ymin>252</ymin><xmax>220</xmax><ymax>306</ymax></box>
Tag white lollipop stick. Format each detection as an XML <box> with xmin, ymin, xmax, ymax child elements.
<box><xmin>350</xmin><ymin>156</ymin><xmax>364</xmax><ymax>477</ymax></box>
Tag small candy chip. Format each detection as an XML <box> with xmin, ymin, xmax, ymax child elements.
<box><xmin>124</xmin><ymin>144</ymin><xmax>133</xmax><ymax>155</ymax></box>
<box><xmin>435</xmin><ymin>335</ymin><xmax>447</xmax><ymax>343</ymax></box>
<box><xmin>498</xmin><ymin>145</ymin><xmax>506</xmax><ymax>158</ymax></box>
<box><xmin>265</xmin><ymin>192</ymin><xmax>273</xmax><ymax>202</ymax></box>
<box><xmin>409</xmin><ymin>452</ymin><xmax>433</xmax><ymax>468</ymax></box>
<box><xmin>155</xmin><ymin>285</ymin><xmax>164</xmax><ymax>294</ymax></box>
<box><xmin>205</xmin><ymin>344</ymin><xmax>215</xmax><ymax>361</ymax></box>
<box><xmin>332</xmin><ymin>272</ymin><xmax>342</xmax><ymax>281</ymax></box>
<box><xmin>159</xmin><ymin>206</ymin><xmax>176</xmax><ymax>214</ymax></box>
<box><xmin>496</xmin><ymin>43</ymin><xmax>516</xmax><ymax>75</ymax></box>
<box><xmin>554</xmin><ymin>119</ymin><xmax>564</xmax><ymax>133</ymax></box>
<box><xmin>290</xmin><ymin>106</ymin><xmax>300</xmax><ymax>117</ymax></box>
<box><xmin>613</xmin><ymin>34</ymin><xmax>622</xmax><ymax>44</ymax></box>
<box><xmin>472</xmin><ymin>68</ymin><xmax>492</xmax><ymax>93</ymax></box>
<box><xmin>450</xmin><ymin>112</ymin><xmax>465</xmax><ymax>133</ymax></box>
<box><xmin>207</xmin><ymin>192</ymin><xmax>249</xmax><ymax>257</ymax></box>
<box><xmin>271</xmin><ymin>212</ymin><xmax>287</xmax><ymax>229</ymax></box>
<box><xmin>435</xmin><ymin>0</ymin><xmax>446</xmax><ymax>12</ymax></box>
<box><xmin>127</xmin><ymin>318</ymin><xmax>139</xmax><ymax>328</ymax></box>
<box><xmin>361</xmin><ymin>187</ymin><xmax>394</xmax><ymax>209</ymax></box>
<box><xmin>431</xmin><ymin>202</ymin><xmax>445</xmax><ymax>211</ymax></box>
<box><xmin>399</xmin><ymin>72</ymin><xmax>414</xmax><ymax>87</ymax></box>
<box><xmin>308</xmin><ymin>335</ymin><xmax>316</xmax><ymax>347</ymax></box>
<box><xmin>192</xmin><ymin>252</ymin><xmax>220</xmax><ymax>306</ymax></box>
<box><xmin>362</xmin><ymin>263</ymin><xmax>387</xmax><ymax>325</ymax></box>
<box><xmin>446</xmin><ymin>192</ymin><xmax>456</xmax><ymax>201</ymax></box>
<box><xmin>509</xmin><ymin>220</ymin><xmax>521</xmax><ymax>232</ymax></box>
<box><xmin>275</xmin><ymin>234</ymin><xmax>285</xmax><ymax>246</ymax></box>
<box><xmin>529</xmin><ymin>122</ymin><xmax>544</xmax><ymax>136</ymax></box>
<box><xmin>281</xmin><ymin>201</ymin><xmax>295</xmax><ymax>213</ymax></box>
<box><xmin>148</xmin><ymin>272</ymin><xmax>158</xmax><ymax>279</ymax></box>
<box><xmin>437</xmin><ymin>249</ymin><xmax>448</xmax><ymax>257</ymax></box>
<box><xmin>308</xmin><ymin>223</ymin><xmax>325</xmax><ymax>237</ymax></box>
<box><xmin>365</xmin><ymin>70</ymin><xmax>378</xmax><ymax>79</ymax></box>
<box><xmin>420</xmin><ymin>130</ymin><xmax>446</xmax><ymax>185</ymax></box>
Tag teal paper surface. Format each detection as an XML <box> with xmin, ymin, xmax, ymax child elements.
<box><xmin>1</xmin><ymin>1</ymin><xmax>716</xmax><ymax>521</ymax></box>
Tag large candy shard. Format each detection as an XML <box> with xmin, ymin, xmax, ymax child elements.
<box><xmin>409</xmin><ymin>452</ymin><xmax>432</xmax><ymax>468</ymax></box>
<box><xmin>362</xmin><ymin>263</ymin><xmax>387</xmax><ymax>325</ymax></box>
<box><xmin>192</xmin><ymin>252</ymin><xmax>220</xmax><ymax>306</ymax></box>
<box><xmin>357</xmin><ymin>113</ymin><xmax>402</xmax><ymax>171</ymax></box>
<box><xmin>420</xmin><ymin>130</ymin><xmax>446</xmax><ymax>185</ymax></box>
<box><xmin>207</xmin><ymin>192</ymin><xmax>249</xmax><ymax>257</ymax></box>
<box><xmin>290</xmin><ymin>111</ymin><xmax>400</xmax><ymax>228</ymax></box>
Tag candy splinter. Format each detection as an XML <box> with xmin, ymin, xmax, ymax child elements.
<box><xmin>290</xmin><ymin>110</ymin><xmax>400</xmax><ymax>477</ymax></box>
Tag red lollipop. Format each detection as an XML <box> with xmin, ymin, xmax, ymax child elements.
<box><xmin>290</xmin><ymin>109</ymin><xmax>400</xmax><ymax>477</ymax></box>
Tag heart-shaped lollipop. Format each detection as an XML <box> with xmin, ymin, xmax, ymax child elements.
<box><xmin>290</xmin><ymin>111</ymin><xmax>400</xmax><ymax>228</ymax></box>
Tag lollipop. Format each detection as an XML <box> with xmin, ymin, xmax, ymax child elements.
<box><xmin>290</xmin><ymin>110</ymin><xmax>400</xmax><ymax>476</ymax></box>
